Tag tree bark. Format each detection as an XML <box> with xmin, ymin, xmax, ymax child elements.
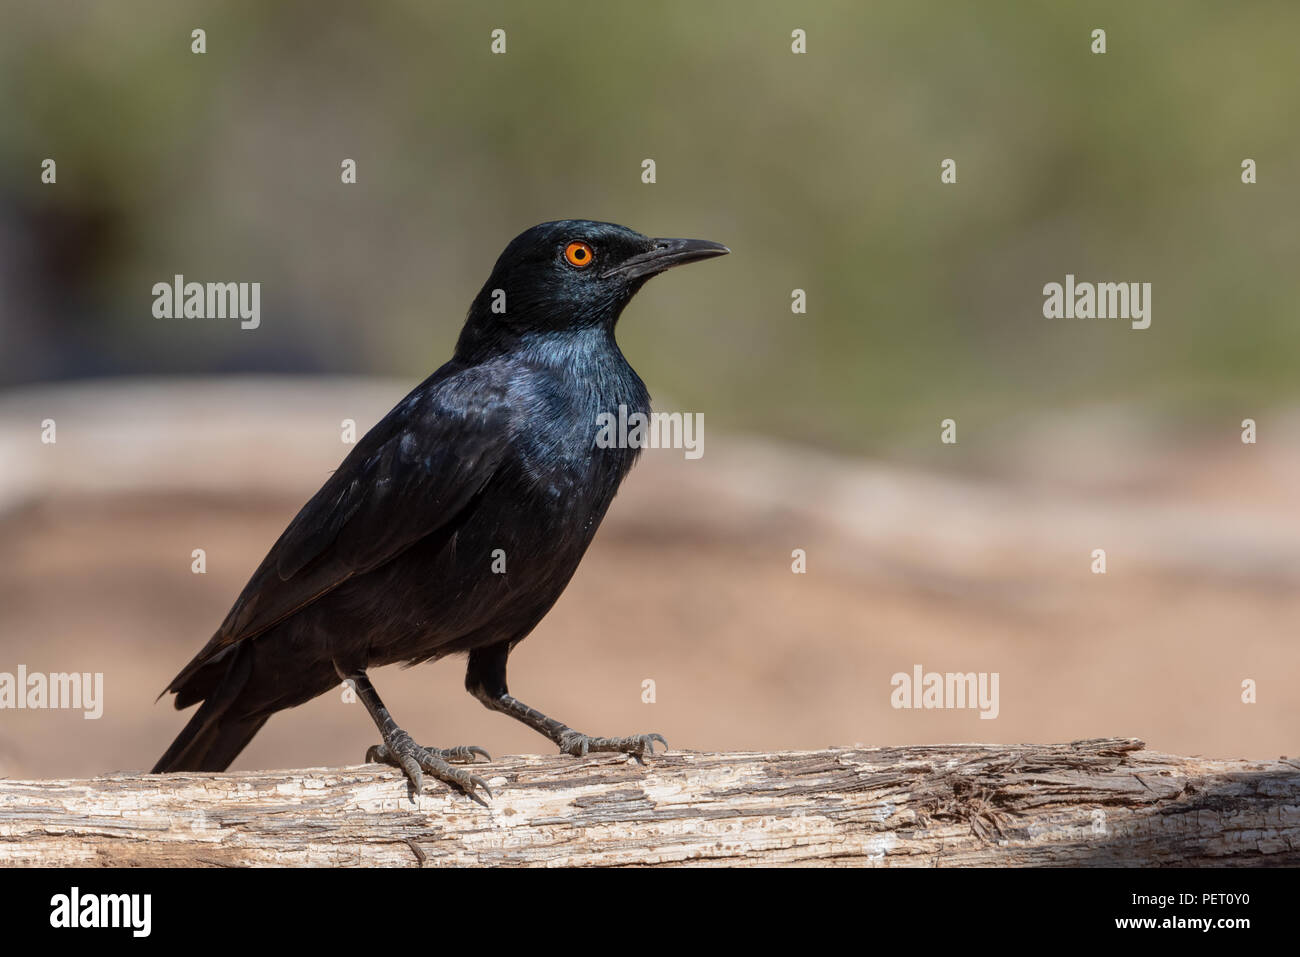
<box><xmin>2</xmin><ymin>738</ymin><xmax>1296</xmax><ymax>866</ymax></box>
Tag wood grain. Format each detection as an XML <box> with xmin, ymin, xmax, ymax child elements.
<box><xmin>2</xmin><ymin>738</ymin><xmax>1296</xmax><ymax>866</ymax></box>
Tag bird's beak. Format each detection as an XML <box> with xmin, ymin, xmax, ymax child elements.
<box><xmin>602</xmin><ymin>237</ymin><xmax>730</xmax><ymax>280</ymax></box>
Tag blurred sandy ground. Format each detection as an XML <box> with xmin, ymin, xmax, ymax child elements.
<box><xmin>1</xmin><ymin>376</ymin><xmax>1297</xmax><ymax>779</ymax></box>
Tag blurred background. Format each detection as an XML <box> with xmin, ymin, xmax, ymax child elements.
<box><xmin>1</xmin><ymin>1</ymin><xmax>1297</xmax><ymax>778</ymax></box>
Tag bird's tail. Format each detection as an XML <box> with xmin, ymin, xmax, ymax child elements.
<box><xmin>153</xmin><ymin>645</ymin><xmax>267</xmax><ymax>773</ymax></box>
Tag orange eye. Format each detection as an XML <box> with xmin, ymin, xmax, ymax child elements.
<box><xmin>564</xmin><ymin>240</ymin><xmax>595</xmax><ymax>268</ymax></box>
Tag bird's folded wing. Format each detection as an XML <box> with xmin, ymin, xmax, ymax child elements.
<box><xmin>165</xmin><ymin>371</ymin><xmax>511</xmax><ymax>691</ymax></box>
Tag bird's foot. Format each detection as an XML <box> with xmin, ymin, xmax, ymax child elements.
<box><xmin>558</xmin><ymin>730</ymin><xmax>667</xmax><ymax>763</ymax></box>
<box><xmin>365</xmin><ymin>732</ymin><xmax>493</xmax><ymax>806</ymax></box>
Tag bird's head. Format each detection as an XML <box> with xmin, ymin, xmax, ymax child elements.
<box><xmin>457</xmin><ymin>220</ymin><xmax>728</xmax><ymax>356</ymax></box>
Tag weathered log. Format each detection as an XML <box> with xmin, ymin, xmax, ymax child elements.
<box><xmin>1</xmin><ymin>738</ymin><xmax>1296</xmax><ymax>866</ymax></box>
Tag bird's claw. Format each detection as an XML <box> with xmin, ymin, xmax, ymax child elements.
<box><xmin>558</xmin><ymin>731</ymin><xmax>668</xmax><ymax>763</ymax></box>
<box><xmin>438</xmin><ymin>745</ymin><xmax>493</xmax><ymax>764</ymax></box>
<box><xmin>366</xmin><ymin>734</ymin><xmax>494</xmax><ymax>806</ymax></box>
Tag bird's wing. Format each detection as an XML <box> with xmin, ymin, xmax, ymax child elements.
<box><xmin>165</xmin><ymin>367</ymin><xmax>511</xmax><ymax>691</ymax></box>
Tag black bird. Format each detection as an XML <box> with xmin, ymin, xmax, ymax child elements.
<box><xmin>153</xmin><ymin>220</ymin><xmax>728</xmax><ymax>802</ymax></box>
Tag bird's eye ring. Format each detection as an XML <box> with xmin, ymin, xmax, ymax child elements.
<box><xmin>564</xmin><ymin>240</ymin><xmax>595</xmax><ymax>268</ymax></box>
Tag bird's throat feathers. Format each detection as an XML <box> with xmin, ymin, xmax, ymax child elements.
<box><xmin>455</xmin><ymin>283</ymin><xmax>642</xmax><ymax>364</ymax></box>
<box><xmin>522</xmin><ymin>325</ymin><xmax>650</xmax><ymax>412</ymax></box>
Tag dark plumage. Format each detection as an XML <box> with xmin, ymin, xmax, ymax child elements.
<box><xmin>153</xmin><ymin>220</ymin><xmax>728</xmax><ymax>802</ymax></box>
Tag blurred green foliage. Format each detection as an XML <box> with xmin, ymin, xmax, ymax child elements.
<box><xmin>1</xmin><ymin>1</ymin><xmax>1296</xmax><ymax>458</ymax></box>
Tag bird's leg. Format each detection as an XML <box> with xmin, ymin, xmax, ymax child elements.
<box><xmin>465</xmin><ymin>646</ymin><xmax>667</xmax><ymax>762</ymax></box>
<box><xmin>342</xmin><ymin>669</ymin><xmax>493</xmax><ymax>805</ymax></box>
<box><xmin>488</xmin><ymin>694</ymin><xmax>667</xmax><ymax>761</ymax></box>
